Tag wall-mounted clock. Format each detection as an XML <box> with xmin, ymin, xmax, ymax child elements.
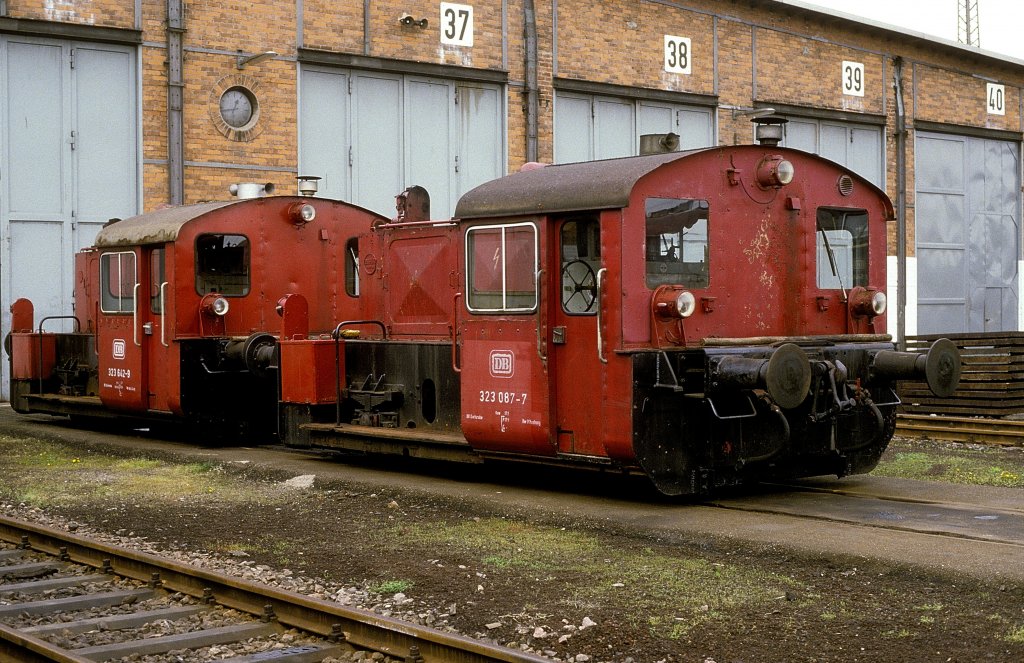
<box><xmin>210</xmin><ymin>75</ymin><xmax>265</xmax><ymax>141</ymax></box>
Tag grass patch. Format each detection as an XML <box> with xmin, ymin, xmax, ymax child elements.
<box><xmin>383</xmin><ymin>517</ymin><xmax>799</xmax><ymax>638</ymax></box>
<box><xmin>1007</xmin><ymin>625</ymin><xmax>1024</xmax><ymax>644</ymax></box>
<box><xmin>371</xmin><ymin>579</ymin><xmax>413</xmax><ymax>595</ymax></box>
<box><xmin>0</xmin><ymin>436</ymin><xmax>283</xmax><ymax>507</ymax></box>
<box><xmin>874</xmin><ymin>449</ymin><xmax>1024</xmax><ymax>488</ymax></box>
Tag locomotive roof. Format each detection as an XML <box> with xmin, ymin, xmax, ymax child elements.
<box><xmin>454</xmin><ymin>150</ymin><xmax>699</xmax><ymax>219</ymax></box>
<box><xmin>94</xmin><ymin>200</ymin><xmax>241</xmax><ymax>247</ymax></box>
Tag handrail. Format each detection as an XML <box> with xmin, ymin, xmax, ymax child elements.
<box><xmin>332</xmin><ymin>320</ymin><xmax>388</xmax><ymax>424</ymax></box>
<box><xmin>133</xmin><ymin>283</ymin><xmax>141</xmax><ymax>346</ymax></box>
<box><xmin>451</xmin><ymin>293</ymin><xmax>463</xmax><ymax>373</ymax></box>
<box><xmin>160</xmin><ymin>281</ymin><xmax>169</xmax><ymax>347</ymax></box>
<box><xmin>596</xmin><ymin>268</ymin><xmax>608</xmax><ymax>364</ymax></box>
<box><xmin>35</xmin><ymin>316</ymin><xmax>83</xmax><ymax>395</ymax></box>
<box><xmin>535</xmin><ymin>269</ymin><xmax>546</xmax><ymax>362</ymax></box>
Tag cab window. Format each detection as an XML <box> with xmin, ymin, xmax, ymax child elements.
<box><xmin>100</xmin><ymin>252</ymin><xmax>137</xmax><ymax>314</ymax></box>
<box><xmin>560</xmin><ymin>217</ymin><xmax>600</xmax><ymax>314</ymax></box>
<box><xmin>645</xmin><ymin>198</ymin><xmax>709</xmax><ymax>289</ymax></box>
<box><xmin>816</xmin><ymin>208</ymin><xmax>868</xmax><ymax>289</ymax></box>
<box><xmin>345</xmin><ymin>237</ymin><xmax>360</xmax><ymax>297</ymax></box>
<box><xmin>196</xmin><ymin>234</ymin><xmax>250</xmax><ymax>296</ymax></box>
<box><xmin>150</xmin><ymin>248</ymin><xmax>166</xmax><ymax>314</ymax></box>
<box><xmin>466</xmin><ymin>222</ymin><xmax>538</xmax><ymax>313</ymax></box>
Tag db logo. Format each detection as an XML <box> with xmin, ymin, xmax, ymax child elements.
<box><xmin>489</xmin><ymin>350</ymin><xmax>514</xmax><ymax>378</ymax></box>
<box><xmin>112</xmin><ymin>339</ymin><xmax>126</xmax><ymax>360</ymax></box>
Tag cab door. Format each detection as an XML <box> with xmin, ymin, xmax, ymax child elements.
<box><xmin>458</xmin><ymin>220</ymin><xmax>555</xmax><ymax>455</ymax></box>
<box><xmin>96</xmin><ymin>249</ymin><xmax>147</xmax><ymax>412</ymax></box>
<box><xmin>550</xmin><ymin>216</ymin><xmax>605</xmax><ymax>455</ymax></box>
<box><xmin>145</xmin><ymin>246</ymin><xmax>179</xmax><ymax>413</ymax></box>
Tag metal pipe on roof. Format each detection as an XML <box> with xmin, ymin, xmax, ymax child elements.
<box><xmin>893</xmin><ymin>56</ymin><xmax>907</xmax><ymax>351</ymax></box>
<box><xmin>167</xmin><ymin>0</ymin><xmax>185</xmax><ymax>206</ymax></box>
<box><xmin>524</xmin><ymin>0</ymin><xmax>539</xmax><ymax>163</ymax></box>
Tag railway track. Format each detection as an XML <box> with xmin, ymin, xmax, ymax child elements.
<box><xmin>895</xmin><ymin>413</ymin><xmax>1024</xmax><ymax>446</ymax></box>
<box><xmin>713</xmin><ymin>480</ymin><xmax>1024</xmax><ymax>552</ymax></box>
<box><xmin>0</xmin><ymin>516</ymin><xmax>548</xmax><ymax>663</ymax></box>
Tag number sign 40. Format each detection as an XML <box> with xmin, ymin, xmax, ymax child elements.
<box><xmin>664</xmin><ymin>35</ymin><xmax>692</xmax><ymax>75</ymax></box>
<box><xmin>441</xmin><ymin>2</ymin><xmax>473</xmax><ymax>47</ymax></box>
<box><xmin>987</xmin><ymin>83</ymin><xmax>1005</xmax><ymax>115</ymax></box>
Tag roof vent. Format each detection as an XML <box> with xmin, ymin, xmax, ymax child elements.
<box><xmin>229</xmin><ymin>182</ymin><xmax>275</xmax><ymax>199</ymax></box>
<box><xmin>752</xmin><ymin>116</ymin><xmax>788</xmax><ymax>147</ymax></box>
<box><xmin>297</xmin><ymin>175</ymin><xmax>321</xmax><ymax>197</ymax></box>
<box><xmin>639</xmin><ymin>133</ymin><xmax>680</xmax><ymax>155</ymax></box>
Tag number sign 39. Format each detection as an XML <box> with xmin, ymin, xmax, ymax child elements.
<box><xmin>987</xmin><ymin>83</ymin><xmax>1005</xmax><ymax>115</ymax></box>
<box><xmin>842</xmin><ymin>61</ymin><xmax>864</xmax><ymax>97</ymax></box>
<box><xmin>441</xmin><ymin>2</ymin><xmax>473</xmax><ymax>47</ymax></box>
<box><xmin>664</xmin><ymin>35</ymin><xmax>691</xmax><ymax>75</ymax></box>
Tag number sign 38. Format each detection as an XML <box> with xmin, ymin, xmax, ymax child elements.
<box><xmin>664</xmin><ymin>35</ymin><xmax>692</xmax><ymax>74</ymax></box>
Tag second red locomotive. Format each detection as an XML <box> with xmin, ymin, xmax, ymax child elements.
<box><xmin>7</xmin><ymin>124</ymin><xmax>960</xmax><ymax>495</ymax></box>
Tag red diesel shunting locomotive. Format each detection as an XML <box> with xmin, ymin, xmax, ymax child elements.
<box><xmin>7</xmin><ymin>124</ymin><xmax>960</xmax><ymax>495</ymax></box>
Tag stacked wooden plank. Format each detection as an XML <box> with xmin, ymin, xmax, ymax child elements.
<box><xmin>898</xmin><ymin>333</ymin><xmax>1024</xmax><ymax>417</ymax></box>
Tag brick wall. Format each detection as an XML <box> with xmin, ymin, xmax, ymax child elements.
<box><xmin>4</xmin><ymin>0</ymin><xmax>1022</xmax><ymax>228</ymax></box>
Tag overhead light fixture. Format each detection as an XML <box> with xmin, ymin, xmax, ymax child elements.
<box><xmin>731</xmin><ymin>106</ymin><xmax>776</xmax><ymax>119</ymax></box>
<box><xmin>399</xmin><ymin>12</ymin><xmax>428</xmax><ymax>28</ymax></box>
<box><xmin>237</xmin><ymin>50</ymin><xmax>278</xmax><ymax>69</ymax></box>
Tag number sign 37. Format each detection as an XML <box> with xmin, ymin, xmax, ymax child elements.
<box><xmin>440</xmin><ymin>2</ymin><xmax>473</xmax><ymax>47</ymax></box>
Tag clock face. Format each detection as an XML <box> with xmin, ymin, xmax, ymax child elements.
<box><xmin>220</xmin><ymin>87</ymin><xmax>256</xmax><ymax>129</ymax></box>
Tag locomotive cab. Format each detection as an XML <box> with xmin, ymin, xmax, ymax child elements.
<box><xmin>8</xmin><ymin>196</ymin><xmax>384</xmax><ymax>438</ymax></box>
<box><xmin>452</xmin><ymin>143</ymin><xmax>960</xmax><ymax>495</ymax></box>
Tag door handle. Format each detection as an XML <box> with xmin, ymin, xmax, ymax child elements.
<box><xmin>596</xmin><ymin>268</ymin><xmax>607</xmax><ymax>364</ymax></box>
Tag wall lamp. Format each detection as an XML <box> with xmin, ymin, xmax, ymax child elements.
<box><xmin>237</xmin><ymin>50</ymin><xmax>278</xmax><ymax>69</ymax></box>
<box><xmin>399</xmin><ymin>13</ymin><xmax>428</xmax><ymax>28</ymax></box>
<box><xmin>731</xmin><ymin>106</ymin><xmax>777</xmax><ymax>120</ymax></box>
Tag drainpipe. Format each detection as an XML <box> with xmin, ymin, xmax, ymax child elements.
<box><xmin>167</xmin><ymin>0</ymin><xmax>185</xmax><ymax>205</ymax></box>
<box><xmin>524</xmin><ymin>0</ymin><xmax>539</xmax><ymax>163</ymax></box>
<box><xmin>893</xmin><ymin>57</ymin><xmax>907</xmax><ymax>351</ymax></box>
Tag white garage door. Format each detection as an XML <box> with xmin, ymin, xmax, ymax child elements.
<box><xmin>299</xmin><ymin>66</ymin><xmax>504</xmax><ymax>219</ymax></box>
<box><xmin>782</xmin><ymin>117</ymin><xmax>883</xmax><ymax>187</ymax></box>
<box><xmin>1</xmin><ymin>36</ymin><xmax>139</xmax><ymax>399</ymax></box>
<box><xmin>554</xmin><ymin>91</ymin><xmax>714</xmax><ymax>163</ymax></box>
<box><xmin>915</xmin><ymin>132</ymin><xmax>1020</xmax><ymax>334</ymax></box>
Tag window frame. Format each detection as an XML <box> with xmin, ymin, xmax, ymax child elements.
<box><xmin>464</xmin><ymin>221</ymin><xmax>539</xmax><ymax>314</ymax></box>
<box><xmin>815</xmin><ymin>207</ymin><xmax>869</xmax><ymax>290</ymax></box>
<box><xmin>644</xmin><ymin>197</ymin><xmax>710</xmax><ymax>290</ymax></box>
<box><xmin>194</xmin><ymin>233</ymin><xmax>251</xmax><ymax>297</ymax></box>
<box><xmin>559</xmin><ymin>216</ymin><xmax>601</xmax><ymax>316</ymax></box>
<box><xmin>99</xmin><ymin>251</ymin><xmax>138</xmax><ymax>315</ymax></box>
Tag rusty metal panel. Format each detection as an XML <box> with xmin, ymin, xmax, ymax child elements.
<box><xmin>454</xmin><ymin>150</ymin><xmax>694</xmax><ymax>219</ymax></box>
<box><xmin>94</xmin><ymin>201</ymin><xmax>238</xmax><ymax>247</ymax></box>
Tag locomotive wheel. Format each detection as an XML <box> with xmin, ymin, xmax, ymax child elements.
<box><xmin>561</xmin><ymin>259</ymin><xmax>597</xmax><ymax>313</ymax></box>
<box><xmin>924</xmin><ymin>337</ymin><xmax>961</xmax><ymax>398</ymax></box>
<box><xmin>764</xmin><ymin>343</ymin><xmax>812</xmax><ymax>410</ymax></box>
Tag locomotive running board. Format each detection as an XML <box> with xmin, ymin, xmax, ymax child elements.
<box><xmin>302</xmin><ymin>422</ymin><xmax>483</xmax><ymax>463</ymax></box>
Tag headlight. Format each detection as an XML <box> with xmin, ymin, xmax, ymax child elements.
<box><xmin>756</xmin><ymin>156</ymin><xmax>795</xmax><ymax>188</ymax></box>
<box><xmin>871</xmin><ymin>291</ymin><xmax>887</xmax><ymax>315</ymax></box>
<box><xmin>203</xmin><ymin>296</ymin><xmax>230</xmax><ymax>317</ymax></box>
<box><xmin>289</xmin><ymin>202</ymin><xmax>316</xmax><ymax>225</ymax></box>
<box><xmin>849</xmin><ymin>287</ymin><xmax>885</xmax><ymax>319</ymax></box>
<box><xmin>654</xmin><ymin>287</ymin><xmax>696</xmax><ymax>319</ymax></box>
<box><xmin>776</xmin><ymin>160</ymin><xmax>794</xmax><ymax>184</ymax></box>
<box><xmin>676</xmin><ymin>291</ymin><xmax>696</xmax><ymax>318</ymax></box>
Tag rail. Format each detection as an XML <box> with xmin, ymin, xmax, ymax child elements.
<box><xmin>0</xmin><ymin>515</ymin><xmax>549</xmax><ymax>663</ymax></box>
<box><xmin>895</xmin><ymin>413</ymin><xmax>1024</xmax><ymax>447</ymax></box>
